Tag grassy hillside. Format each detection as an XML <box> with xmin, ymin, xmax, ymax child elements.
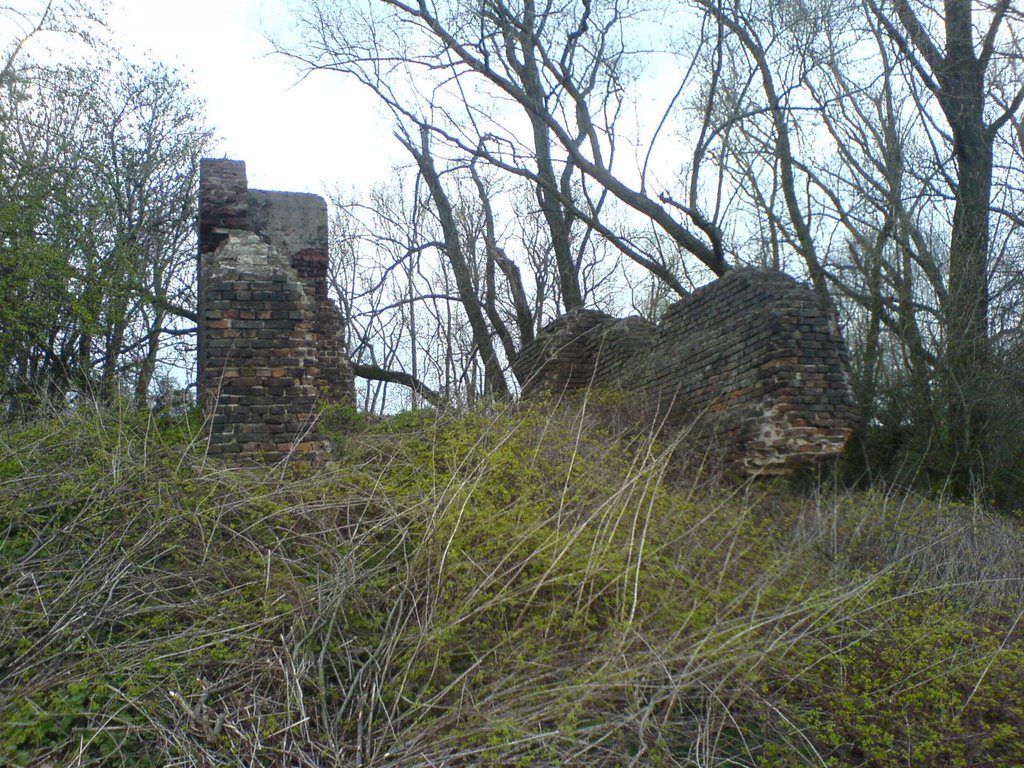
<box><xmin>1</xmin><ymin>399</ymin><xmax>1022</xmax><ymax>766</ymax></box>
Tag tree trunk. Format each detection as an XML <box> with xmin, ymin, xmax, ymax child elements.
<box><xmin>404</xmin><ymin>129</ymin><xmax>511</xmax><ymax>399</ymax></box>
<box><xmin>514</xmin><ymin>0</ymin><xmax>584</xmax><ymax>310</ymax></box>
<box><xmin>935</xmin><ymin>1</ymin><xmax>992</xmax><ymax>487</ymax></box>
<box><xmin>886</xmin><ymin>0</ymin><xmax>997</xmax><ymax>491</ymax></box>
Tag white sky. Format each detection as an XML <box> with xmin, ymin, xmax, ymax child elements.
<box><xmin>107</xmin><ymin>0</ymin><xmax>397</xmax><ymax>195</ymax></box>
<box><xmin>104</xmin><ymin>1</ymin><xmax>695</xmax><ymax>197</ymax></box>
<box><xmin>2</xmin><ymin>0</ymin><xmax>694</xmax><ymax>200</ymax></box>
<box><xmin>4</xmin><ymin>0</ymin><xmax>698</xmax><ymax>216</ymax></box>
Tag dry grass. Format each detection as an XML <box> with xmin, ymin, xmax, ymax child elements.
<box><xmin>1</xmin><ymin>397</ymin><xmax>1022</xmax><ymax>766</ymax></box>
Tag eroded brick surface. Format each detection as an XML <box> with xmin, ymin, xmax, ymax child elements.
<box><xmin>198</xmin><ymin>159</ymin><xmax>354</xmax><ymax>463</ymax></box>
<box><xmin>515</xmin><ymin>269</ymin><xmax>859</xmax><ymax>473</ymax></box>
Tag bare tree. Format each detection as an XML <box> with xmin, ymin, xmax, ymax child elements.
<box><xmin>280</xmin><ymin>0</ymin><xmax>728</xmax><ymax>291</ymax></box>
<box><xmin>864</xmin><ymin>0</ymin><xmax>1024</xmax><ymax>485</ymax></box>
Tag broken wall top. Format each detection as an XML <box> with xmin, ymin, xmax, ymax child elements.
<box><xmin>516</xmin><ymin>268</ymin><xmax>860</xmax><ymax>473</ymax></box>
<box><xmin>197</xmin><ymin>158</ymin><xmax>354</xmax><ymax>463</ymax></box>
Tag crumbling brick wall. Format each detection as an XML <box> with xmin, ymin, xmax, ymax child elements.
<box><xmin>515</xmin><ymin>269</ymin><xmax>859</xmax><ymax>473</ymax></box>
<box><xmin>198</xmin><ymin>159</ymin><xmax>355</xmax><ymax>462</ymax></box>
<box><xmin>513</xmin><ymin>311</ymin><xmax>656</xmax><ymax>394</ymax></box>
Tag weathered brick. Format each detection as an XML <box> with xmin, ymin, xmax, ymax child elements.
<box><xmin>198</xmin><ymin>159</ymin><xmax>355</xmax><ymax>464</ymax></box>
<box><xmin>515</xmin><ymin>268</ymin><xmax>859</xmax><ymax>474</ymax></box>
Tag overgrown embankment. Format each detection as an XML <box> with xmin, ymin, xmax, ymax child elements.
<box><xmin>1</xmin><ymin>401</ymin><xmax>1022</xmax><ymax>766</ymax></box>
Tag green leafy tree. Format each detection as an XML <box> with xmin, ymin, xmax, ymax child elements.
<box><xmin>1</xmin><ymin>52</ymin><xmax>213</xmax><ymax>409</ymax></box>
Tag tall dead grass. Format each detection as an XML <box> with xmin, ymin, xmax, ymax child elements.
<box><xmin>1</xmin><ymin>397</ymin><xmax>1022</xmax><ymax>766</ymax></box>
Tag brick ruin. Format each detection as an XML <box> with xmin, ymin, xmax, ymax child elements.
<box><xmin>196</xmin><ymin>160</ymin><xmax>856</xmax><ymax>470</ymax></box>
<box><xmin>198</xmin><ymin>159</ymin><xmax>354</xmax><ymax>462</ymax></box>
<box><xmin>513</xmin><ymin>269</ymin><xmax>860</xmax><ymax>473</ymax></box>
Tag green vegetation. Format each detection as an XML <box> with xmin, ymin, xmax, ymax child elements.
<box><xmin>1</xmin><ymin>10</ymin><xmax>213</xmax><ymax>411</ymax></box>
<box><xmin>1</xmin><ymin>401</ymin><xmax>1022</xmax><ymax>766</ymax></box>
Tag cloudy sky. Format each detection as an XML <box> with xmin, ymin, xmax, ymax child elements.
<box><xmin>3</xmin><ymin>0</ymin><xmax>691</xmax><ymax>208</ymax></box>
<box><xmin>108</xmin><ymin>0</ymin><xmax>397</xmax><ymax>194</ymax></box>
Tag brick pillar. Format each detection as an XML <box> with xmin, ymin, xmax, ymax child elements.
<box><xmin>197</xmin><ymin>159</ymin><xmax>333</xmax><ymax>462</ymax></box>
<box><xmin>248</xmin><ymin>189</ymin><xmax>355</xmax><ymax>405</ymax></box>
<box><xmin>198</xmin><ymin>159</ymin><xmax>249</xmax><ymax>392</ymax></box>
